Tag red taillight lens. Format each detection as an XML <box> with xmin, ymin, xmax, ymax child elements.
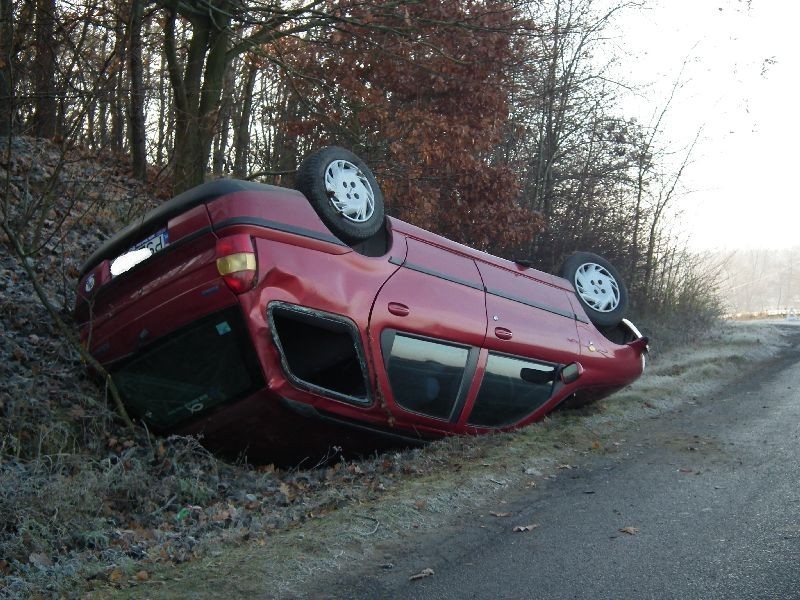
<box><xmin>216</xmin><ymin>234</ymin><xmax>257</xmax><ymax>293</ymax></box>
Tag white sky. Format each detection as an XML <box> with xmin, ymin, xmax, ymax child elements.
<box><xmin>607</xmin><ymin>0</ymin><xmax>799</xmax><ymax>251</ymax></box>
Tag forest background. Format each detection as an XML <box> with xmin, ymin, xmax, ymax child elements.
<box><xmin>0</xmin><ymin>0</ymin><xmax>731</xmax><ymax>595</ymax></box>
<box><xmin>1</xmin><ymin>0</ymin><xmax>722</xmax><ymax>323</ymax></box>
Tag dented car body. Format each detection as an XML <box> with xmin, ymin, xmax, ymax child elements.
<box><xmin>75</xmin><ymin>168</ymin><xmax>647</xmax><ymax>460</ymax></box>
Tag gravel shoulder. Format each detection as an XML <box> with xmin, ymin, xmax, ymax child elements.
<box><xmin>116</xmin><ymin>320</ymin><xmax>800</xmax><ymax>599</ymax></box>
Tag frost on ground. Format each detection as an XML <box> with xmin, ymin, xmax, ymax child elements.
<box><xmin>1</xmin><ymin>138</ymin><xmax>793</xmax><ymax>598</ymax></box>
<box><xmin>122</xmin><ymin>320</ymin><xmax>799</xmax><ymax>600</ymax></box>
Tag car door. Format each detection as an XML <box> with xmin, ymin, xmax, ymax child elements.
<box><xmin>465</xmin><ymin>261</ymin><xmax>582</xmax><ymax>428</ymax></box>
<box><xmin>369</xmin><ymin>237</ymin><xmax>487</xmax><ymax>433</ymax></box>
<box><xmin>476</xmin><ymin>261</ymin><xmax>580</xmax><ymax>362</ymax></box>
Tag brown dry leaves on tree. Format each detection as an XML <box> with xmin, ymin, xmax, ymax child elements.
<box><xmin>286</xmin><ymin>1</ymin><xmax>543</xmax><ymax>254</ymax></box>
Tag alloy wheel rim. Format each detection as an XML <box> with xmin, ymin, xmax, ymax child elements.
<box><xmin>324</xmin><ymin>160</ymin><xmax>375</xmax><ymax>223</ymax></box>
<box><xmin>574</xmin><ymin>262</ymin><xmax>620</xmax><ymax>313</ymax></box>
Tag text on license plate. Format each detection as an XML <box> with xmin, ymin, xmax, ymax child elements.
<box><xmin>132</xmin><ymin>228</ymin><xmax>169</xmax><ymax>253</ymax></box>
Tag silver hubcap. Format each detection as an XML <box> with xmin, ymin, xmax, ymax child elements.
<box><xmin>324</xmin><ymin>159</ymin><xmax>375</xmax><ymax>223</ymax></box>
<box><xmin>574</xmin><ymin>263</ymin><xmax>620</xmax><ymax>313</ymax></box>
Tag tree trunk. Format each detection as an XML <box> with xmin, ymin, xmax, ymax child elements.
<box><xmin>111</xmin><ymin>17</ymin><xmax>126</xmax><ymax>153</ymax></box>
<box><xmin>213</xmin><ymin>59</ymin><xmax>235</xmax><ymax>176</ymax></box>
<box><xmin>165</xmin><ymin>4</ymin><xmax>231</xmax><ymax>193</ymax></box>
<box><xmin>0</xmin><ymin>0</ymin><xmax>13</xmax><ymax>136</ymax></box>
<box><xmin>156</xmin><ymin>51</ymin><xmax>167</xmax><ymax>166</ymax></box>
<box><xmin>271</xmin><ymin>82</ymin><xmax>299</xmax><ymax>183</ymax></box>
<box><xmin>127</xmin><ymin>0</ymin><xmax>147</xmax><ymax>181</ymax></box>
<box><xmin>232</xmin><ymin>60</ymin><xmax>257</xmax><ymax>178</ymax></box>
<box><xmin>31</xmin><ymin>0</ymin><xmax>56</xmax><ymax>138</ymax></box>
<box><xmin>99</xmin><ymin>99</ymin><xmax>107</xmax><ymax>147</ymax></box>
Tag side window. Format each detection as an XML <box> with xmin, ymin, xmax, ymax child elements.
<box><xmin>269</xmin><ymin>303</ymin><xmax>370</xmax><ymax>405</ymax></box>
<box><xmin>383</xmin><ymin>332</ymin><xmax>471</xmax><ymax>420</ymax></box>
<box><xmin>468</xmin><ymin>353</ymin><xmax>557</xmax><ymax>428</ymax></box>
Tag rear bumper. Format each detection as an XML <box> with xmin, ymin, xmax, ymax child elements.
<box><xmin>83</xmin><ymin>276</ymin><xmax>239</xmax><ymax>364</ymax></box>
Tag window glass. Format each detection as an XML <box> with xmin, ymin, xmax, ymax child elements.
<box><xmin>468</xmin><ymin>353</ymin><xmax>556</xmax><ymax>427</ymax></box>
<box><xmin>270</xmin><ymin>305</ymin><xmax>368</xmax><ymax>403</ymax></box>
<box><xmin>386</xmin><ymin>334</ymin><xmax>469</xmax><ymax>420</ymax></box>
<box><xmin>113</xmin><ymin>307</ymin><xmax>264</xmax><ymax>429</ymax></box>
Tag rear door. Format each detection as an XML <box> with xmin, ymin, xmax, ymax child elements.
<box><xmin>464</xmin><ymin>261</ymin><xmax>581</xmax><ymax>427</ymax></box>
<box><xmin>369</xmin><ymin>238</ymin><xmax>487</xmax><ymax>432</ymax></box>
<box><xmin>477</xmin><ymin>261</ymin><xmax>580</xmax><ymax>363</ymax></box>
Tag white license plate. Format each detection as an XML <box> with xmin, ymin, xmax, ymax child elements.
<box><xmin>132</xmin><ymin>228</ymin><xmax>169</xmax><ymax>253</ymax></box>
<box><xmin>110</xmin><ymin>228</ymin><xmax>170</xmax><ymax>277</ymax></box>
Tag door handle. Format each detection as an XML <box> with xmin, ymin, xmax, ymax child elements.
<box><xmin>388</xmin><ymin>302</ymin><xmax>410</xmax><ymax>317</ymax></box>
<box><xmin>494</xmin><ymin>327</ymin><xmax>512</xmax><ymax>340</ymax></box>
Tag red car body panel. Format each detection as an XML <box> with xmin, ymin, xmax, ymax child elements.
<box><xmin>75</xmin><ymin>181</ymin><xmax>646</xmax><ymax>459</ymax></box>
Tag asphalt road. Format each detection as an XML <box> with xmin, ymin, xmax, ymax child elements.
<box><xmin>310</xmin><ymin>332</ymin><xmax>800</xmax><ymax>600</ymax></box>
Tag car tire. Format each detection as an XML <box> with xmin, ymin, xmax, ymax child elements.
<box><xmin>560</xmin><ymin>251</ymin><xmax>629</xmax><ymax>328</ymax></box>
<box><xmin>295</xmin><ymin>146</ymin><xmax>386</xmax><ymax>245</ymax></box>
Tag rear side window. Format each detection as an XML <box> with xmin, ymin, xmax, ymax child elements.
<box><xmin>112</xmin><ymin>307</ymin><xmax>264</xmax><ymax>429</ymax></box>
<box><xmin>269</xmin><ymin>303</ymin><xmax>369</xmax><ymax>405</ymax></box>
<box><xmin>384</xmin><ymin>333</ymin><xmax>470</xmax><ymax>420</ymax></box>
<box><xmin>468</xmin><ymin>353</ymin><xmax>556</xmax><ymax>428</ymax></box>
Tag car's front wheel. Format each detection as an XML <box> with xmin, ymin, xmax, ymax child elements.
<box><xmin>295</xmin><ymin>146</ymin><xmax>386</xmax><ymax>245</ymax></box>
<box><xmin>560</xmin><ymin>251</ymin><xmax>629</xmax><ymax>328</ymax></box>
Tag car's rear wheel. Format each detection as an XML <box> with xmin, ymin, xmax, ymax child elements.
<box><xmin>560</xmin><ymin>251</ymin><xmax>629</xmax><ymax>328</ymax></box>
<box><xmin>295</xmin><ymin>146</ymin><xmax>386</xmax><ymax>245</ymax></box>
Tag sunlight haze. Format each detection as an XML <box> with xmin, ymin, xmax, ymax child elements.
<box><xmin>610</xmin><ymin>0</ymin><xmax>799</xmax><ymax>251</ymax></box>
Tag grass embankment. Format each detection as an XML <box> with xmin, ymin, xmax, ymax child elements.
<box><xmin>118</xmin><ymin>320</ymin><xmax>793</xmax><ymax>599</ymax></box>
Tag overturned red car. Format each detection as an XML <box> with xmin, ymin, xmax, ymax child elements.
<box><xmin>75</xmin><ymin>147</ymin><xmax>647</xmax><ymax>461</ymax></box>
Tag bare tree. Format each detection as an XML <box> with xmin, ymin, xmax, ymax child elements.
<box><xmin>127</xmin><ymin>0</ymin><xmax>147</xmax><ymax>180</ymax></box>
<box><xmin>31</xmin><ymin>0</ymin><xmax>56</xmax><ymax>137</ymax></box>
<box><xmin>0</xmin><ymin>0</ymin><xmax>13</xmax><ymax>135</ymax></box>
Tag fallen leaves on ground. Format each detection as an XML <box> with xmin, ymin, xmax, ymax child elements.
<box><xmin>108</xmin><ymin>569</ymin><xmax>124</xmax><ymax>584</ymax></box>
<box><xmin>28</xmin><ymin>553</ymin><xmax>53</xmax><ymax>568</ymax></box>
<box><xmin>409</xmin><ymin>567</ymin><xmax>435</xmax><ymax>581</ymax></box>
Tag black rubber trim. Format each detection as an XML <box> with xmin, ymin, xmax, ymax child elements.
<box><xmin>448</xmin><ymin>346</ymin><xmax>481</xmax><ymax>423</ymax></box>
<box><xmin>267</xmin><ymin>301</ymin><xmax>372</xmax><ymax>407</ymax></box>
<box><xmin>80</xmin><ymin>179</ymin><xmax>285</xmax><ymax>276</ymax></box>
<box><xmin>314</xmin><ymin>408</ymin><xmax>436</xmax><ymax>444</ymax></box>
<box><xmin>278</xmin><ymin>397</ymin><xmax>432</xmax><ymax>445</ymax></box>
<box><xmin>388</xmin><ymin>258</ymin><xmax>484</xmax><ymax>291</ymax></box>
<box><xmin>486</xmin><ymin>287</ymin><xmax>585</xmax><ymax>322</ymax></box>
<box><xmin>215</xmin><ymin>216</ymin><xmax>347</xmax><ymax>247</ymax></box>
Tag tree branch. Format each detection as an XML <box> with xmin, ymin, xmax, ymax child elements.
<box><xmin>0</xmin><ymin>220</ymin><xmax>135</xmax><ymax>429</ymax></box>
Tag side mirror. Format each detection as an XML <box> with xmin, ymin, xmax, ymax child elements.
<box><xmin>560</xmin><ymin>362</ymin><xmax>584</xmax><ymax>384</ymax></box>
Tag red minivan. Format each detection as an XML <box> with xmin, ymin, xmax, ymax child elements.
<box><xmin>75</xmin><ymin>147</ymin><xmax>647</xmax><ymax>460</ymax></box>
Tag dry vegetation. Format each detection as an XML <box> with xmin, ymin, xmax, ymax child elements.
<box><xmin>0</xmin><ymin>140</ymin><xmax>788</xmax><ymax>598</ymax></box>
<box><xmin>1</xmin><ymin>1</ymin><xmax>732</xmax><ymax>594</ymax></box>
<box><xmin>117</xmin><ymin>321</ymin><xmax>796</xmax><ymax>599</ymax></box>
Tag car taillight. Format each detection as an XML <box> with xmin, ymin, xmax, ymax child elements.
<box><xmin>216</xmin><ymin>234</ymin><xmax>257</xmax><ymax>293</ymax></box>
